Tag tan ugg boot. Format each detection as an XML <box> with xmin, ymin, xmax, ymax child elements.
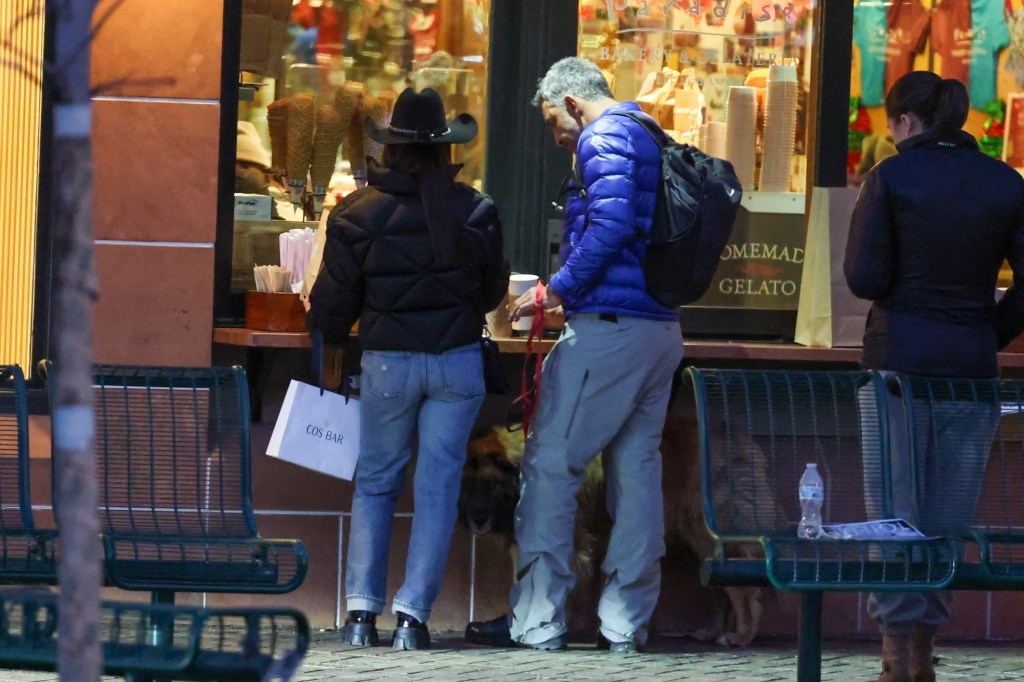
<box><xmin>878</xmin><ymin>634</ymin><xmax>912</xmax><ymax>682</ymax></box>
<box><xmin>909</xmin><ymin>624</ymin><xmax>938</xmax><ymax>682</ymax></box>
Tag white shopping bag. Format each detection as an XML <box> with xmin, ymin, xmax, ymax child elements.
<box><xmin>266</xmin><ymin>380</ymin><xmax>360</xmax><ymax>480</ymax></box>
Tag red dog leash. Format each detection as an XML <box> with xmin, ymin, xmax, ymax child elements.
<box><xmin>512</xmin><ymin>281</ymin><xmax>547</xmax><ymax>436</ymax></box>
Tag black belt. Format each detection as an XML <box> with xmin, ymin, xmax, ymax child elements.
<box><xmin>599</xmin><ymin>313</ymin><xmax>618</xmax><ymax>323</ymax></box>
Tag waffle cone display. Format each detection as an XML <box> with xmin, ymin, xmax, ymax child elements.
<box><xmin>267</xmin><ymin>98</ymin><xmax>289</xmax><ymax>176</ymax></box>
<box><xmin>311</xmin><ymin>104</ymin><xmax>344</xmax><ymax>192</ymax></box>
<box><xmin>725</xmin><ymin>86</ymin><xmax>757</xmax><ymax>190</ymax></box>
<box><xmin>286</xmin><ymin>92</ymin><xmax>316</xmax><ymax>199</ymax></box>
<box><xmin>346</xmin><ymin>97</ymin><xmax>367</xmax><ymax>186</ymax></box>
<box><xmin>334</xmin><ymin>81</ymin><xmax>364</xmax><ymax>135</ymax></box>
<box><xmin>363</xmin><ymin>93</ymin><xmax>395</xmax><ymax>164</ymax></box>
<box><xmin>759</xmin><ymin>65</ymin><xmax>799</xmax><ymax>192</ymax></box>
<box><xmin>745</xmin><ymin>68</ymin><xmax>770</xmax><ymax>141</ymax></box>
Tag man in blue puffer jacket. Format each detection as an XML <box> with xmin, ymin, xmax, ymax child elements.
<box><xmin>466</xmin><ymin>57</ymin><xmax>685</xmax><ymax>653</ymax></box>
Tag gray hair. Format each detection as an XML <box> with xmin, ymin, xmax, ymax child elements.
<box><xmin>531</xmin><ymin>57</ymin><xmax>612</xmax><ymax>109</ymax></box>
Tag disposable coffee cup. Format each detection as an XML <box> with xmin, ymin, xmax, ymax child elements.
<box><xmin>508</xmin><ymin>274</ymin><xmax>540</xmax><ymax>334</ymax></box>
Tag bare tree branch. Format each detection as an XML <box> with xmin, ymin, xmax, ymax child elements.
<box><xmin>91</xmin><ymin>75</ymin><xmax>176</xmax><ymax>96</ymax></box>
<box><xmin>53</xmin><ymin>0</ymin><xmax>128</xmax><ymax>101</ymax></box>
<box><xmin>0</xmin><ymin>56</ymin><xmax>41</xmax><ymax>86</ymax></box>
<box><xmin>0</xmin><ymin>0</ymin><xmax>44</xmax><ymax>83</ymax></box>
<box><xmin>88</xmin><ymin>0</ymin><xmax>129</xmax><ymax>40</ymax></box>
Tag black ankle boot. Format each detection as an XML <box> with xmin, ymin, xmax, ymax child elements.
<box><xmin>341</xmin><ymin>610</ymin><xmax>379</xmax><ymax>647</ymax></box>
<box><xmin>465</xmin><ymin>613</ymin><xmax>515</xmax><ymax>647</ymax></box>
<box><xmin>392</xmin><ymin>611</ymin><xmax>431</xmax><ymax>650</ymax></box>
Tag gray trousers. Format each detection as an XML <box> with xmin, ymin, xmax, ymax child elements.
<box><xmin>864</xmin><ymin>380</ymin><xmax>999</xmax><ymax>636</ymax></box>
<box><xmin>508</xmin><ymin>314</ymin><xmax>684</xmax><ymax>646</ymax></box>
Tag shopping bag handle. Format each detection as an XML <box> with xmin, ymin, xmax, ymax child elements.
<box><xmin>311</xmin><ymin>327</ymin><xmax>327</xmax><ymax>397</ymax></box>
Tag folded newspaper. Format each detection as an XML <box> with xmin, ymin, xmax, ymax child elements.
<box><xmin>820</xmin><ymin>518</ymin><xmax>925</xmax><ymax>541</ymax></box>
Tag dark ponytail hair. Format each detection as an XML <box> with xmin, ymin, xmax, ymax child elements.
<box><xmin>383</xmin><ymin>143</ymin><xmax>461</xmax><ymax>268</ymax></box>
<box><xmin>884</xmin><ymin>71</ymin><xmax>969</xmax><ymax>134</ymax></box>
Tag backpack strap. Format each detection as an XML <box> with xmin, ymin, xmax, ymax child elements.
<box><xmin>573</xmin><ymin>110</ymin><xmax>667</xmax><ymax>241</ymax></box>
<box><xmin>612</xmin><ymin>110</ymin><xmax>670</xmax><ymax>149</ymax></box>
<box><xmin>607</xmin><ymin>110</ymin><xmax>669</xmax><ymax>243</ymax></box>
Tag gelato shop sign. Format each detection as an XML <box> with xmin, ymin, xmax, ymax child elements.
<box><xmin>717</xmin><ymin>242</ymin><xmax>803</xmax><ymax>297</ymax></box>
<box><xmin>690</xmin><ymin>218</ymin><xmax>806</xmax><ymax>311</ymax></box>
<box><xmin>721</xmin><ymin>242</ymin><xmax>804</xmax><ymax>263</ymax></box>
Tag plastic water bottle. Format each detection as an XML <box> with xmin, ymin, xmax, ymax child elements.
<box><xmin>798</xmin><ymin>463</ymin><xmax>824</xmax><ymax>539</ymax></box>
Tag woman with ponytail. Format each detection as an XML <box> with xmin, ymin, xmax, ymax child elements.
<box><xmin>309</xmin><ymin>87</ymin><xmax>509</xmax><ymax>650</ymax></box>
<box><xmin>846</xmin><ymin>71</ymin><xmax>1024</xmax><ymax>682</ymax></box>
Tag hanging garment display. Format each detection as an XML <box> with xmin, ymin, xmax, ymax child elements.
<box><xmin>1006</xmin><ymin>5</ymin><xmax>1024</xmax><ymax>88</ymax></box>
<box><xmin>932</xmin><ymin>0</ymin><xmax>972</xmax><ymax>84</ymax></box>
<box><xmin>884</xmin><ymin>0</ymin><xmax>931</xmax><ymax>98</ymax></box>
<box><xmin>853</xmin><ymin>0</ymin><xmax>889</xmax><ymax>106</ymax></box>
<box><xmin>970</xmin><ymin>0</ymin><xmax>1011</xmax><ymax>108</ymax></box>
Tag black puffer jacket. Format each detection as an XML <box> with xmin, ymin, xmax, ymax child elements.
<box><xmin>309</xmin><ymin>164</ymin><xmax>509</xmax><ymax>353</ymax></box>
<box><xmin>845</xmin><ymin>129</ymin><xmax>1024</xmax><ymax>378</ymax></box>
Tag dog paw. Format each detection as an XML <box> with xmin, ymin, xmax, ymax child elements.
<box><xmin>715</xmin><ymin>631</ymin><xmax>754</xmax><ymax>648</ymax></box>
<box><xmin>687</xmin><ymin>627</ymin><xmax>721</xmax><ymax>644</ymax></box>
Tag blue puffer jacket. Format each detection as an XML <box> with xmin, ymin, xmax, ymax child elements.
<box><xmin>548</xmin><ymin>101</ymin><xmax>677</xmax><ymax>321</ymax></box>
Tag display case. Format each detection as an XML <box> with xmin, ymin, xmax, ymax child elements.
<box><xmin>578</xmin><ymin>0</ymin><xmax>816</xmax><ymax>338</ymax></box>
<box><xmin>224</xmin><ymin>0</ymin><xmax>491</xmax><ymax>322</ymax></box>
<box><xmin>848</xmin><ymin>0</ymin><xmax>1024</xmax><ymax>290</ymax></box>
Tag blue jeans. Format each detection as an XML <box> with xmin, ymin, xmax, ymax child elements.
<box><xmin>344</xmin><ymin>343</ymin><xmax>485</xmax><ymax>623</ymax></box>
<box><xmin>864</xmin><ymin>383</ymin><xmax>999</xmax><ymax>635</ymax></box>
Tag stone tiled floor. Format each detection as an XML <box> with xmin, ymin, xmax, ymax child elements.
<box><xmin>5</xmin><ymin>633</ymin><xmax>1024</xmax><ymax>680</ymax></box>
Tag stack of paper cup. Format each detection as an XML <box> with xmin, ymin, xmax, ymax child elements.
<box><xmin>698</xmin><ymin>123</ymin><xmax>709</xmax><ymax>152</ymax></box>
<box><xmin>706</xmin><ymin>121</ymin><xmax>728</xmax><ymax>159</ymax></box>
<box><xmin>726</xmin><ymin>86</ymin><xmax>757</xmax><ymax>190</ymax></box>
<box><xmin>759</xmin><ymin>64</ymin><xmax>799</xmax><ymax>193</ymax></box>
<box><xmin>508</xmin><ymin>274</ymin><xmax>540</xmax><ymax>335</ymax></box>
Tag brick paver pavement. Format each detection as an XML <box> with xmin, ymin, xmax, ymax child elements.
<box><xmin>3</xmin><ymin>634</ymin><xmax>1024</xmax><ymax>680</ymax></box>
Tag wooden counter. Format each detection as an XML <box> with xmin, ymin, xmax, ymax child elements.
<box><xmin>214</xmin><ymin>327</ymin><xmax>313</xmax><ymax>349</ymax></box>
<box><xmin>215</xmin><ymin>327</ymin><xmax>1024</xmax><ymax>367</ymax></box>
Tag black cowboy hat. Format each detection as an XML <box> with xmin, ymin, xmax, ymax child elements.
<box><xmin>365</xmin><ymin>87</ymin><xmax>477</xmax><ymax>145</ymax></box>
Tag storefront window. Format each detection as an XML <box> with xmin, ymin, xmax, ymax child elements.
<box><xmin>849</xmin><ymin>0</ymin><xmax>1024</xmax><ymax>180</ymax></box>
<box><xmin>232</xmin><ymin>0</ymin><xmax>490</xmax><ymax>295</ymax></box>
<box><xmin>579</xmin><ymin>0</ymin><xmax>816</xmax><ymax>195</ymax></box>
<box><xmin>577</xmin><ymin>1</ymin><xmax>816</xmax><ymax>334</ymax></box>
<box><xmin>849</xmin><ymin>0</ymin><xmax>1020</xmax><ymax>285</ymax></box>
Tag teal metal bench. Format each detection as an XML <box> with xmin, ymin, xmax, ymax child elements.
<box><xmin>4</xmin><ymin>363</ymin><xmax>312</xmax><ymax>680</ymax></box>
<box><xmin>688</xmin><ymin>368</ymin><xmax>958</xmax><ymax>682</ymax></box>
<box><xmin>893</xmin><ymin>374</ymin><xmax>1024</xmax><ymax>589</ymax></box>
<box><xmin>0</xmin><ymin>587</ymin><xmax>309</xmax><ymax>681</ymax></box>
<box><xmin>45</xmin><ymin>364</ymin><xmax>308</xmax><ymax>603</ymax></box>
<box><xmin>0</xmin><ymin>366</ymin><xmax>57</xmax><ymax>582</ymax></box>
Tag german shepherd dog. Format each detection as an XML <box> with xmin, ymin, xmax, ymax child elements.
<box><xmin>457</xmin><ymin>426</ymin><xmax>611</xmax><ymax>636</ymax></box>
<box><xmin>458</xmin><ymin>401</ymin><xmax>771</xmax><ymax>647</ymax></box>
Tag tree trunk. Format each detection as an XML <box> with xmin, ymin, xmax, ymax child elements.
<box><xmin>49</xmin><ymin>1</ymin><xmax>101</xmax><ymax>680</ymax></box>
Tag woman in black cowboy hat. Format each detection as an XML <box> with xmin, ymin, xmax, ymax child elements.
<box><xmin>309</xmin><ymin>87</ymin><xmax>509</xmax><ymax>650</ymax></box>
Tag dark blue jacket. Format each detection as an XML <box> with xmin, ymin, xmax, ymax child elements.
<box><xmin>548</xmin><ymin>102</ymin><xmax>677</xmax><ymax>321</ymax></box>
<box><xmin>845</xmin><ymin>129</ymin><xmax>1024</xmax><ymax>378</ymax></box>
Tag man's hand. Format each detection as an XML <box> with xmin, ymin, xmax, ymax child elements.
<box><xmin>508</xmin><ymin>286</ymin><xmax>564</xmax><ymax>323</ymax></box>
<box><xmin>543</xmin><ymin>287</ymin><xmax>563</xmax><ymax>310</ymax></box>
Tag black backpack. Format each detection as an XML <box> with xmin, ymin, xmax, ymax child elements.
<box><xmin>617</xmin><ymin>111</ymin><xmax>743</xmax><ymax>308</ymax></box>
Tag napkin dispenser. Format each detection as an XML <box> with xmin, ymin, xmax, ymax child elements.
<box><xmin>245</xmin><ymin>291</ymin><xmax>306</xmax><ymax>332</ymax></box>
